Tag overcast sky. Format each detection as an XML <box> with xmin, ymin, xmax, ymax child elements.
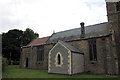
<box><xmin>0</xmin><ymin>0</ymin><xmax>107</xmax><ymax>37</ymax></box>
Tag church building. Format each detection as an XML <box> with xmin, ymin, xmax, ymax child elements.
<box><xmin>48</xmin><ymin>40</ymin><xmax>84</xmax><ymax>75</ymax></box>
<box><xmin>20</xmin><ymin>1</ymin><xmax>120</xmax><ymax>75</ymax></box>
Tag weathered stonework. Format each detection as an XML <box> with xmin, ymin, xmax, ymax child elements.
<box><xmin>20</xmin><ymin>35</ymin><xmax>119</xmax><ymax>75</ymax></box>
<box><xmin>54</xmin><ymin>52</ymin><xmax>63</xmax><ymax>67</ymax></box>
<box><xmin>20</xmin><ymin>47</ymin><xmax>31</xmax><ymax>68</ymax></box>
<box><xmin>44</xmin><ymin>44</ymin><xmax>54</xmax><ymax>70</ymax></box>
<box><xmin>106</xmin><ymin>2</ymin><xmax>120</xmax><ymax>74</ymax></box>
<box><xmin>48</xmin><ymin>41</ymin><xmax>84</xmax><ymax>75</ymax></box>
<box><xmin>66</xmin><ymin>36</ymin><xmax>118</xmax><ymax>75</ymax></box>
<box><xmin>20</xmin><ymin>1</ymin><xmax>120</xmax><ymax>75</ymax></box>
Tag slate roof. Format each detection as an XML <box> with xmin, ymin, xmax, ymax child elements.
<box><xmin>46</xmin><ymin>22</ymin><xmax>109</xmax><ymax>44</ymax></box>
<box><xmin>59</xmin><ymin>40</ymin><xmax>80</xmax><ymax>53</ymax></box>
<box><xmin>27</xmin><ymin>36</ymin><xmax>50</xmax><ymax>47</ymax></box>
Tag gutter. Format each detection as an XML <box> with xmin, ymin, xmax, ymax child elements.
<box><xmin>22</xmin><ymin>34</ymin><xmax>112</xmax><ymax>48</ymax></box>
<box><xmin>45</xmin><ymin>34</ymin><xmax>112</xmax><ymax>45</ymax></box>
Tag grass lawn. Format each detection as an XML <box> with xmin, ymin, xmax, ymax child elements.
<box><xmin>2</xmin><ymin>65</ymin><xmax>118</xmax><ymax>78</ymax></box>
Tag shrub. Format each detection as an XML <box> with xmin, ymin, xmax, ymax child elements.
<box><xmin>2</xmin><ymin>57</ymin><xmax>7</xmax><ymax>72</ymax></box>
<box><xmin>13</xmin><ymin>61</ymin><xmax>19</xmax><ymax>65</ymax></box>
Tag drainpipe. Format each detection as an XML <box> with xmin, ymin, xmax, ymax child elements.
<box><xmin>30</xmin><ymin>46</ymin><xmax>33</xmax><ymax>69</ymax></box>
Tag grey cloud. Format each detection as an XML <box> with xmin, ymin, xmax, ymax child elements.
<box><xmin>85</xmin><ymin>0</ymin><xmax>105</xmax><ymax>9</ymax></box>
<box><xmin>0</xmin><ymin>0</ymin><xmax>23</xmax><ymax>33</ymax></box>
<box><xmin>0</xmin><ymin>0</ymin><xmax>107</xmax><ymax>37</ymax></box>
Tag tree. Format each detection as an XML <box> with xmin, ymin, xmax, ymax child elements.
<box><xmin>2</xmin><ymin>28</ymin><xmax>39</xmax><ymax>61</ymax></box>
<box><xmin>2</xmin><ymin>29</ymin><xmax>23</xmax><ymax>61</ymax></box>
<box><xmin>22</xmin><ymin>28</ymin><xmax>39</xmax><ymax>46</ymax></box>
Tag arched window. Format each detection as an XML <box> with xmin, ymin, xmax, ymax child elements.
<box><xmin>88</xmin><ymin>39</ymin><xmax>97</xmax><ymax>61</ymax></box>
<box><xmin>57</xmin><ymin>54</ymin><xmax>61</xmax><ymax>65</ymax></box>
<box><xmin>55</xmin><ymin>52</ymin><xmax>63</xmax><ymax>67</ymax></box>
<box><xmin>26</xmin><ymin>58</ymin><xmax>29</xmax><ymax>68</ymax></box>
<box><xmin>37</xmin><ymin>46</ymin><xmax>44</xmax><ymax>61</ymax></box>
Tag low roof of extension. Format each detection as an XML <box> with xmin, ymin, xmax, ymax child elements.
<box><xmin>58</xmin><ymin>40</ymin><xmax>81</xmax><ymax>53</ymax></box>
<box><xmin>26</xmin><ymin>36</ymin><xmax>50</xmax><ymax>47</ymax></box>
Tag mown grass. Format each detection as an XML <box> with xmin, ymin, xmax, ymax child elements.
<box><xmin>2</xmin><ymin>65</ymin><xmax>118</xmax><ymax>78</ymax></box>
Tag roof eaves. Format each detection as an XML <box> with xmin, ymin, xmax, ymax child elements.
<box><xmin>67</xmin><ymin>34</ymin><xmax>111</xmax><ymax>42</ymax></box>
<box><xmin>22</xmin><ymin>46</ymin><xmax>31</xmax><ymax>48</ymax></box>
<box><xmin>85</xmin><ymin>22</ymin><xmax>108</xmax><ymax>28</ymax></box>
<box><xmin>45</xmin><ymin>34</ymin><xmax>111</xmax><ymax>45</ymax></box>
<box><xmin>71</xmin><ymin>51</ymin><xmax>84</xmax><ymax>55</ymax></box>
<box><xmin>59</xmin><ymin>40</ymin><xmax>80</xmax><ymax>53</ymax></box>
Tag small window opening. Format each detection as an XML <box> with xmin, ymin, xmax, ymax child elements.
<box><xmin>57</xmin><ymin>54</ymin><xmax>61</xmax><ymax>65</ymax></box>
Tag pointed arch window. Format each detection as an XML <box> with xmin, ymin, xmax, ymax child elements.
<box><xmin>57</xmin><ymin>54</ymin><xmax>61</xmax><ymax>65</ymax></box>
<box><xmin>55</xmin><ymin>52</ymin><xmax>63</xmax><ymax>67</ymax></box>
<box><xmin>88</xmin><ymin>39</ymin><xmax>97</xmax><ymax>61</ymax></box>
<box><xmin>37</xmin><ymin>46</ymin><xmax>44</xmax><ymax>61</ymax></box>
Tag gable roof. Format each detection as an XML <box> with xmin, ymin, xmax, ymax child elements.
<box><xmin>58</xmin><ymin>40</ymin><xmax>80</xmax><ymax>53</ymax></box>
<box><xmin>46</xmin><ymin>22</ymin><xmax>109</xmax><ymax>44</ymax></box>
<box><xmin>27</xmin><ymin>36</ymin><xmax>50</xmax><ymax>47</ymax></box>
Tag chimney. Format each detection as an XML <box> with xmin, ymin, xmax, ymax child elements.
<box><xmin>80</xmin><ymin>22</ymin><xmax>85</xmax><ymax>38</ymax></box>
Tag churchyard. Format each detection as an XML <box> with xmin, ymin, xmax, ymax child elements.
<box><xmin>2</xmin><ymin>65</ymin><xmax>118</xmax><ymax>78</ymax></box>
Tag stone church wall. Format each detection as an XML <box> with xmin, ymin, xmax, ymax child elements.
<box><xmin>106</xmin><ymin>2</ymin><xmax>120</xmax><ymax>74</ymax></box>
<box><xmin>105</xmin><ymin>36</ymin><xmax>118</xmax><ymax>75</ymax></box>
<box><xmin>20</xmin><ymin>35</ymin><xmax>118</xmax><ymax>74</ymax></box>
<box><xmin>72</xmin><ymin>52</ymin><xmax>84</xmax><ymax>74</ymax></box>
<box><xmin>67</xmin><ymin>36</ymin><xmax>117</xmax><ymax>74</ymax></box>
<box><xmin>31</xmin><ymin>46</ymin><xmax>37</xmax><ymax>69</ymax></box>
<box><xmin>20</xmin><ymin>47</ymin><xmax>31</xmax><ymax>68</ymax></box>
<box><xmin>44</xmin><ymin>44</ymin><xmax>54</xmax><ymax>70</ymax></box>
<box><xmin>48</xmin><ymin>43</ymin><xmax>70</xmax><ymax>74</ymax></box>
<box><xmin>20</xmin><ymin>46</ymin><xmax>46</xmax><ymax>70</ymax></box>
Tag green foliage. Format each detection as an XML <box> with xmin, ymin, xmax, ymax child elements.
<box><xmin>12</xmin><ymin>61</ymin><xmax>19</xmax><ymax>65</ymax></box>
<box><xmin>2</xmin><ymin>57</ymin><xmax>7</xmax><ymax>64</ymax></box>
<box><xmin>2</xmin><ymin>57</ymin><xmax>7</xmax><ymax>72</ymax></box>
<box><xmin>22</xmin><ymin>28</ymin><xmax>39</xmax><ymax>46</ymax></box>
<box><xmin>2</xmin><ymin>28</ymin><xmax>39</xmax><ymax>61</ymax></box>
<box><xmin>2</xmin><ymin>29</ymin><xmax>23</xmax><ymax>61</ymax></box>
<box><xmin>2</xmin><ymin>65</ymin><xmax>117</xmax><ymax>78</ymax></box>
